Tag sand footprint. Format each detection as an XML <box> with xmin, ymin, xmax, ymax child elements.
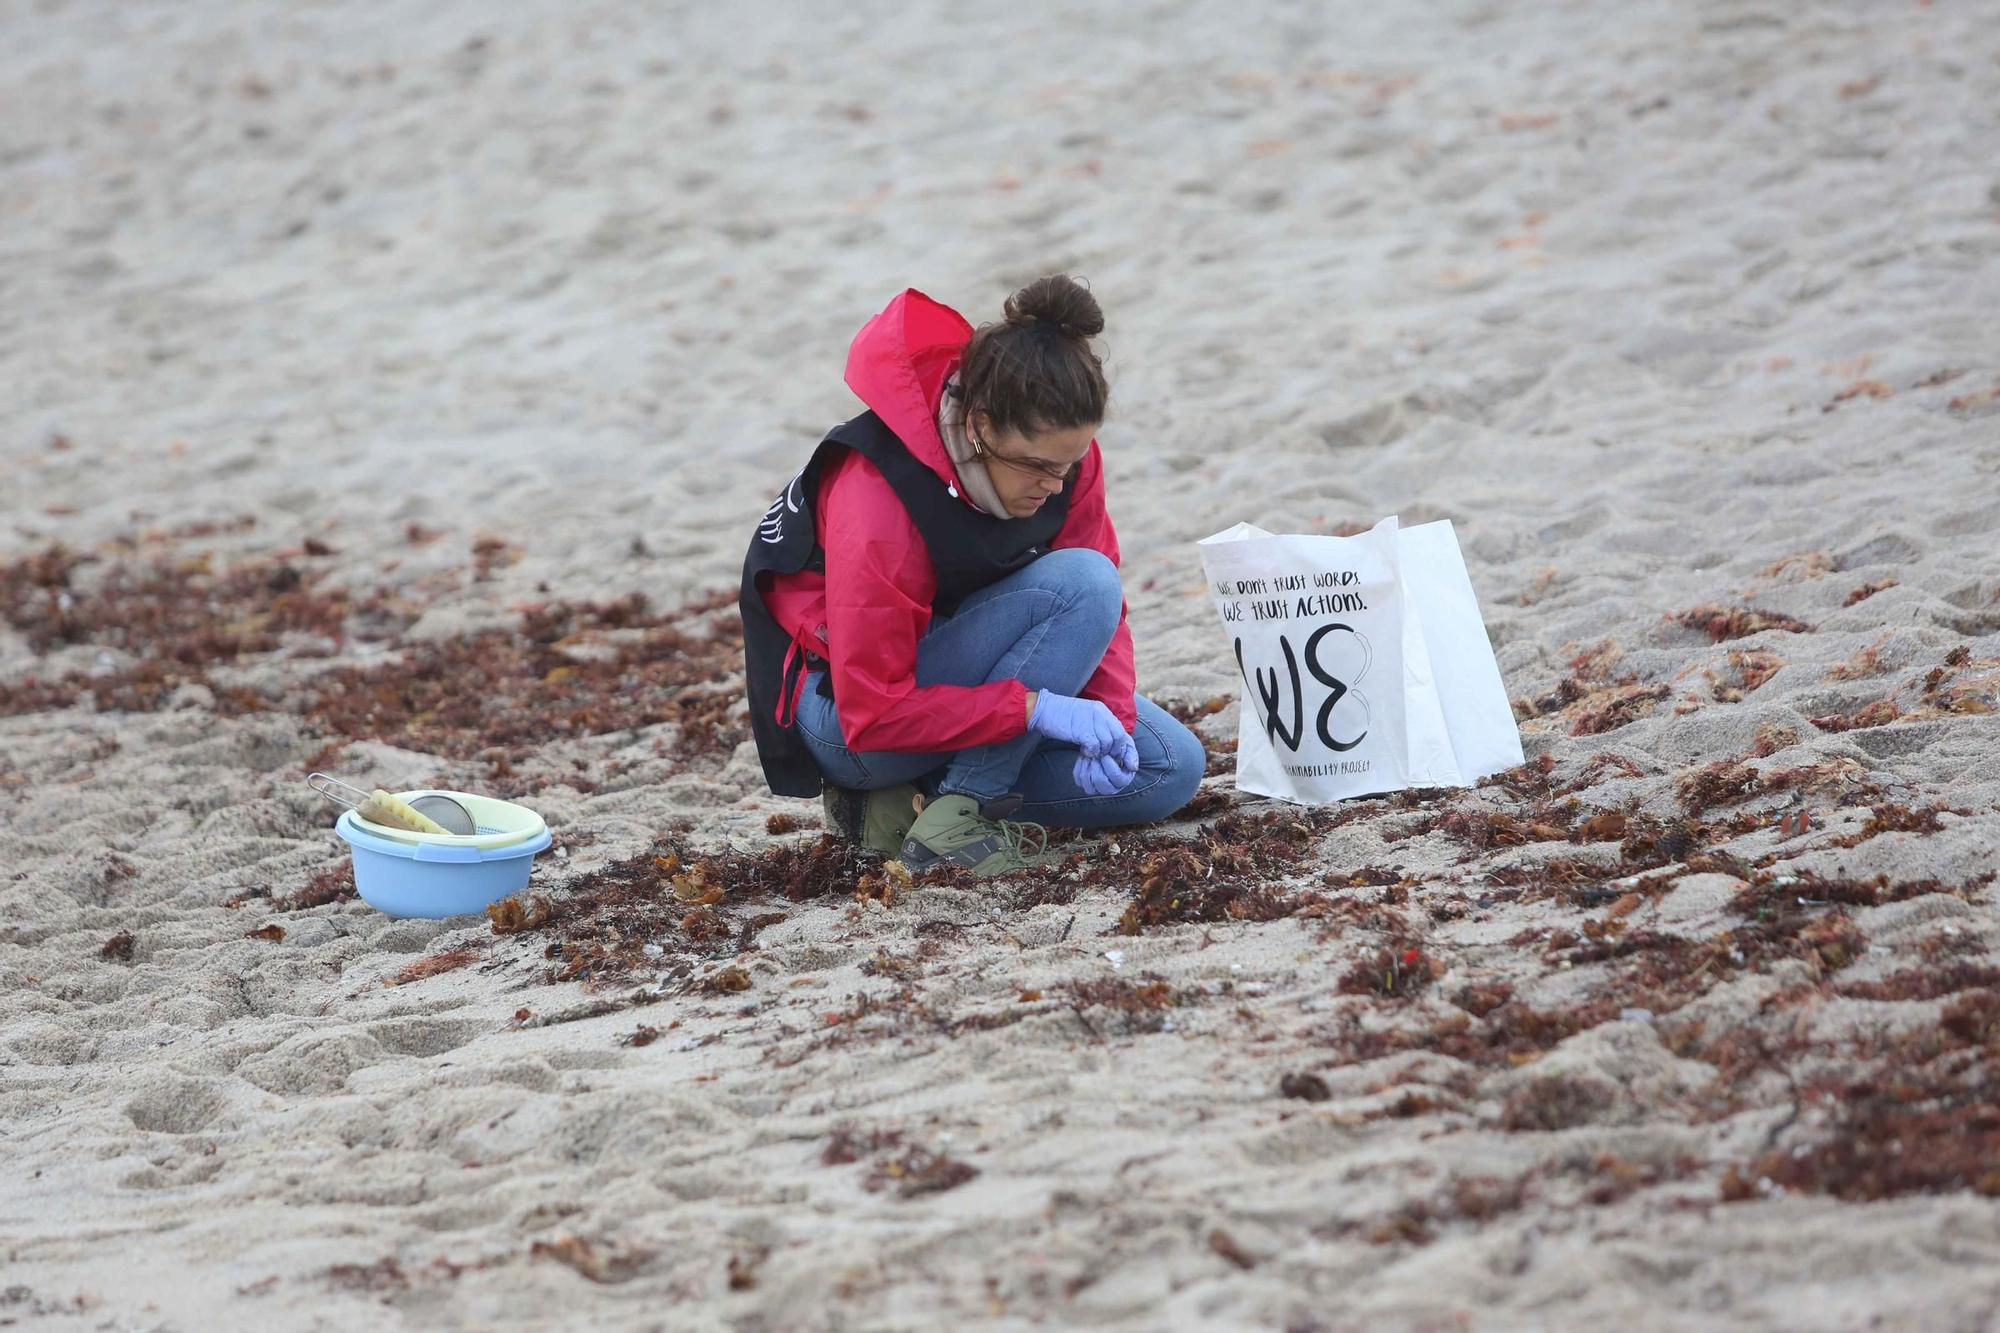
<box><xmin>367</xmin><ymin>1016</ymin><xmax>489</xmax><ymax>1058</ymax></box>
<box><xmin>119</xmin><ymin>1153</ymin><xmax>226</xmax><ymax>1191</ymax></box>
<box><xmin>236</xmin><ymin>1030</ymin><xmax>386</xmax><ymax>1097</ymax></box>
<box><xmin>124</xmin><ymin>1076</ymin><xmax>228</xmax><ymax>1134</ymax></box>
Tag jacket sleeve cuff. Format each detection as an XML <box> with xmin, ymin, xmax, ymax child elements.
<box><xmin>1006</xmin><ymin>678</ymin><xmax>1033</xmax><ymax>741</ymax></box>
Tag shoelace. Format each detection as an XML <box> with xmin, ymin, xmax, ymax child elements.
<box><xmin>992</xmin><ymin>815</ymin><xmax>1049</xmax><ymax>864</ymax></box>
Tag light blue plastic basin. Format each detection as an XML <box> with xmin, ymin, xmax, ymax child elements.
<box><xmin>336</xmin><ymin>809</ymin><xmax>553</xmax><ymax>919</ymax></box>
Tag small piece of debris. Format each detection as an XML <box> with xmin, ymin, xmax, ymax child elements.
<box><xmin>1209</xmin><ymin>1228</ymin><xmax>1258</xmax><ymax>1270</ymax></box>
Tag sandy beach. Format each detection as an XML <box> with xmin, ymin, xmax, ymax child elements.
<box><xmin>5</xmin><ymin>0</ymin><xmax>2000</xmax><ymax>1328</ymax></box>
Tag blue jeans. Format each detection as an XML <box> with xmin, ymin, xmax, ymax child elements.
<box><xmin>795</xmin><ymin>548</ymin><xmax>1205</xmax><ymax>830</ymax></box>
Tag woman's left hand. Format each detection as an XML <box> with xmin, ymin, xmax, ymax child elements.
<box><xmin>1072</xmin><ymin>739</ymin><xmax>1139</xmax><ymax>796</ymax></box>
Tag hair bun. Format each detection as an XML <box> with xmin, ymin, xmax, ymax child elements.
<box><xmin>1002</xmin><ymin>274</ymin><xmax>1105</xmax><ymax>340</ymax></box>
<box><xmin>960</xmin><ymin>273</ymin><xmax>1111</xmax><ymax>438</ymax></box>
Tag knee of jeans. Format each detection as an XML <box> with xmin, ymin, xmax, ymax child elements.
<box><xmin>1152</xmin><ymin>715</ymin><xmax>1207</xmax><ymax>812</ymax></box>
<box><xmin>1037</xmin><ymin>547</ymin><xmax>1122</xmax><ymax>631</ymax></box>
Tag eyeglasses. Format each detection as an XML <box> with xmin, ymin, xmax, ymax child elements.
<box><xmin>970</xmin><ymin>428</ymin><xmax>1079</xmax><ymax>483</ymax></box>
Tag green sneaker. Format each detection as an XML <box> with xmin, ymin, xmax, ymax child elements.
<box><xmin>821</xmin><ymin>782</ymin><xmax>922</xmax><ymax>856</ymax></box>
<box><xmin>896</xmin><ymin>793</ymin><xmax>1049</xmax><ymax>878</ymax></box>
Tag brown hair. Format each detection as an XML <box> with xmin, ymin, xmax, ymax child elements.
<box><xmin>957</xmin><ymin>274</ymin><xmax>1109</xmax><ymax>442</ymax></box>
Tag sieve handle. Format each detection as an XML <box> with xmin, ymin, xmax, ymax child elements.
<box><xmin>307</xmin><ymin>772</ymin><xmax>371</xmax><ymax>810</ymax></box>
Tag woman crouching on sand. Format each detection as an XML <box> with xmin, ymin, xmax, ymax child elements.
<box><xmin>740</xmin><ymin>275</ymin><xmax>1204</xmax><ymax>876</ymax></box>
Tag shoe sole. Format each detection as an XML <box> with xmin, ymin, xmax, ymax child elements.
<box><xmin>897</xmin><ymin>832</ymin><xmax>1037</xmax><ymax>877</ymax></box>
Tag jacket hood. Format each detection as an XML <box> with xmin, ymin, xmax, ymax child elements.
<box><xmin>842</xmin><ymin>288</ymin><xmax>973</xmax><ymax>490</ymax></box>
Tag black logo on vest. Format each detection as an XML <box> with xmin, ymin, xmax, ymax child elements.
<box><xmin>759</xmin><ymin>472</ymin><xmax>804</xmax><ymax>545</ymax></box>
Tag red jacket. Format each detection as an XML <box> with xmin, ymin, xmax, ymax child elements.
<box><xmin>762</xmin><ymin>288</ymin><xmax>1137</xmax><ymax>753</ymax></box>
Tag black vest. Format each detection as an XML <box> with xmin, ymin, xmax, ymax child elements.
<box><xmin>739</xmin><ymin>409</ymin><xmax>1074</xmax><ymax>797</ymax></box>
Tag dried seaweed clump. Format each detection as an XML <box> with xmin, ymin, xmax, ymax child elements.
<box><xmin>699</xmin><ymin>965</ymin><xmax>752</xmax><ymax>995</ymax></box>
<box><xmin>529</xmin><ymin>1233</ymin><xmax>652</xmax><ymax>1284</ymax></box>
<box><xmin>277</xmin><ymin>861</ymin><xmax>356</xmax><ymax>912</ymax></box>
<box><xmin>1430</xmin><ymin>805</ymin><xmax>1574</xmax><ymax>850</ymax></box>
<box><xmin>1452</xmin><ymin>980</ymin><xmax>1513</xmax><ymax>1016</ymax></box>
<box><xmin>1837</xmin><ymin>960</ymin><xmax>2000</xmax><ymax>1005</ymax></box>
<box><xmin>1337</xmin><ymin>1174</ymin><xmax>1531</xmax><ymax>1247</ymax></box>
<box><xmin>1750</xmin><ymin>722</ymin><xmax>1799</xmax><ymax>757</ymax></box>
<box><xmin>854</xmin><ymin>859</ymin><xmax>914</xmax><ymax>906</ymax></box>
<box><xmin>1821</xmin><ymin>802</ymin><xmax>1958</xmax><ymax>847</ymax></box>
<box><xmin>822</xmin><ymin>1126</ymin><xmax>979</xmax><ymax>1199</ymax></box>
<box><xmin>1064</xmin><ymin>976</ymin><xmax>1192</xmax><ymax>1033</ymax></box>
<box><xmin>1808</xmin><ymin>698</ymin><xmax>1902</xmax><ymax>733</ymax></box>
<box><xmin>323</xmin><ymin>1257</ymin><xmax>410</xmax><ymax>1294</ymax></box>
<box><xmin>388</xmin><ymin>947</ymin><xmax>482</xmax><ymax>986</ymax></box>
<box><xmin>291</xmin><ymin>590</ymin><xmax>745</xmax><ymax>769</ymax></box>
<box><xmin>1722</xmin><ymin>990</ymin><xmax>2000</xmax><ymax>1203</ymax></box>
<box><xmin>0</xmin><ymin>539</ymin><xmax>379</xmax><ymax>658</ymax></box>
<box><xmin>1314</xmin><ymin>997</ymin><xmax>1605</xmax><ymax>1076</ymax></box>
<box><xmin>1554</xmin><ymin>751</ymin><xmax>1647</xmax><ymax>795</ymax></box>
<box><xmin>1824</xmin><ymin>635</ymin><xmax>1890</xmax><ymax>682</ymax></box>
<box><xmin>523</xmin><ymin>836</ymin><xmax>878</xmax><ymax>987</ymax></box>
<box><xmin>1159</xmin><ymin>695</ymin><xmax>1231</xmax><ymax>725</ymax></box>
<box><xmin>727</xmin><ymin>837</ymin><xmax>889</xmax><ymax>902</ymax></box>
<box><xmin>1498</xmin><ymin>1074</ymin><xmax>1617</xmax><ymax>1132</ymax></box>
<box><xmin>0</xmin><ymin>541</ymin><xmax>394</xmax><ymax>717</ymax></box>
<box><xmin>1760</xmin><ymin>551</ymin><xmax>1837</xmax><ymax>582</ymax></box>
<box><xmin>1511</xmin><ymin>638</ymin><xmax>1681</xmax><ymax>737</ymax></box>
<box><xmin>1673</xmin><ymin>760</ymin><xmax>1764</xmax><ymax>815</ymax></box>
<box><xmin>1158</xmin><ymin>695</ymin><xmax>1237</xmax><ymax>778</ymax></box>
<box><xmin>487</xmin><ymin>894</ymin><xmax>556</xmax><ymax>934</ymax></box>
<box><xmin>1339</xmin><ymin>944</ymin><xmax>1440</xmax><ymax>1000</ymax></box>
<box><xmin>1743</xmin><ymin>869</ymin><xmax>1989</xmax><ymax>910</ymax></box>
<box><xmin>1670</xmin><ymin>603</ymin><xmax>1814</xmax><ymax>642</ymax></box>
<box><xmin>1906</xmin><ymin>648</ymin><xmax>1998</xmax><ymax>720</ymax></box>
<box><xmin>1572</xmin><ymin>811</ymin><xmax>1630</xmax><ymax>842</ymax></box>
<box><xmin>1551</xmin><ymin>888</ymin><xmax>1864</xmax><ymax>990</ymax></box>
<box><xmin>1324</xmin><ymin>872</ymin><xmax>1879</xmax><ymax>1076</ymax></box>
<box><xmin>1758</xmin><ymin>757</ymin><xmax>1874</xmax><ymax>806</ymax></box>
<box><xmin>0</xmin><ymin>542</ymin><xmax>89</xmax><ymax>636</ymax></box>
<box><xmin>1721</xmin><ymin>648</ymin><xmax>1786</xmax><ymax>696</ymax></box>
<box><xmin>1108</xmin><ymin>811</ymin><xmax>1331</xmax><ymax>934</ymax></box>
<box><xmin>1514</xmin><ymin>676</ymin><xmax>1671</xmax><ymax>738</ymax></box>
<box><xmin>1721</xmin><ymin>884</ymin><xmax>1867</xmax><ymax>976</ymax></box>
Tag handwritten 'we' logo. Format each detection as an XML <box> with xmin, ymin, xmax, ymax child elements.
<box><xmin>1234</xmin><ymin>623</ymin><xmax>1372</xmax><ymax>753</ymax></box>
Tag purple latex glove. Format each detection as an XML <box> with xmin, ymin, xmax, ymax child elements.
<box><xmin>1028</xmin><ymin>690</ymin><xmax>1129</xmax><ymax>759</ymax></box>
<box><xmin>1072</xmin><ymin>743</ymin><xmax>1139</xmax><ymax>796</ymax></box>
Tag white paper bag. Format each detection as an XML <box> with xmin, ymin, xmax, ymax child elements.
<box><xmin>1197</xmin><ymin>516</ymin><xmax>1523</xmax><ymax>805</ymax></box>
